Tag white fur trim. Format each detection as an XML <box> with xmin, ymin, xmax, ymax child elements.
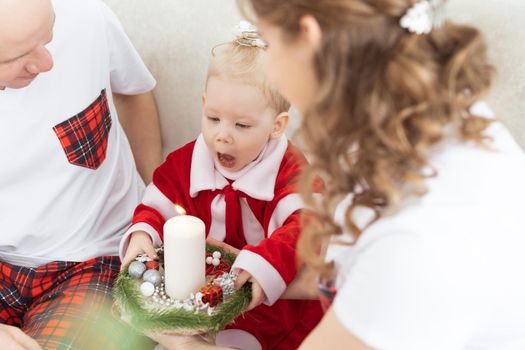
<box><xmin>190</xmin><ymin>135</ymin><xmax>228</xmax><ymax>197</ymax></box>
<box><xmin>267</xmin><ymin>193</ymin><xmax>305</xmax><ymax>236</ymax></box>
<box><xmin>216</xmin><ymin>329</ymin><xmax>262</xmax><ymax>350</ymax></box>
<box><xmin>233</xmin><ymin>250</ymin><xmax>287</xmax><ymax>306</ymax></box>
<box><xmin>189</xmin><ymin>134</ymin><xmax>288</xmax><ymax>201</ymax></box>
<box><xmin>240</xmin><ymin>198</ymin><xmax>265</xmax><ymax>245</ymax></box>
<box><xmin>142</xmin><ymin>183</ymin><xmax>177</xmax><ymax>219</ymax></box>
<box><xmin>119</xmin><ymin>223</ymin><xmax>162</xmax><ymax>261</ymax></box>
<box><xmin>232</xmin><ymin>136</ymin><xmax>288</xmax><ymax>201</ymax></box>
<box><xmin>208</xmin><ymin>196</ymin><xmax>264</xmax><ymax>245</ymax></box>
<box><xmin>208</xmin><ymin>194</ymin><xmax>226</xmax><ymax>242</ymax></box>
<box><xmin>215</xmin><ymin>142</ymin><xmax>267</xmax><ymax>181</ymax></box>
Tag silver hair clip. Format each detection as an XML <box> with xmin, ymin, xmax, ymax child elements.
<box><xmin>400</xmin><ymin>0</ymin><xmax>446</xmax><ymax>35</ymax></box>
<box><xmin>234</xmin><ymin>20</ymin><xmax>267</xmax><ymax>49</ymax></box>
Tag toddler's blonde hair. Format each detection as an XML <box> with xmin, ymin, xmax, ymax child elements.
<box><xmin>206</xmin><ymin>41</ymin><xmax>290</xmax><ymax>114</ymax></box>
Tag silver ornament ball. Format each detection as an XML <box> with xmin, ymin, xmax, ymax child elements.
<box><xmin>143</xmin><ymin>269</ymin><xmax>162</xmax><ymax>286</ymax></box>
<box><xmin>128</xmin><ymin>261</ymin><xmax>146</xmax><ymax>278</ymax></box>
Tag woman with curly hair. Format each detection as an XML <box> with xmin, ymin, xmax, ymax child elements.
<box><xmin>152</xmin><ymin>1</ymin><xmax>525</xmax><ymax>349</ymax></box>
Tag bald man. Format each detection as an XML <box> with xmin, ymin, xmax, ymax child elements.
<box><xmin>0</xmin><ymin>0</ymin><xmax>161</xmax><ymax>348</ymax></box>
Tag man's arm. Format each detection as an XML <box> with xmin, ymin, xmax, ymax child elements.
<box><xmin>113</xmin><ymin>91</ymin><xmax>163</xmax><ymax>184</ymax></box>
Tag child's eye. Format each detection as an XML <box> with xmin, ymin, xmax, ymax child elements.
<box><xmin>236</xmin><ymin>123</ymin><xmax>251</xmax><ymax>129</ymax></box>
<box><xmin>207</xmin><ymin>116</ymin><xmax>220</xmax><ymax>122</ymax></box>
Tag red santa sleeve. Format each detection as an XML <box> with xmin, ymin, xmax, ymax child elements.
<box><xmin>233</xmin><ymin>209</ymin><xmax>304</xmax><ymax>305</ymax></box>
<box><xmin>232</xmin><ymin>144</ymin><xmax>312</xmax><ymax>305</ymax></box>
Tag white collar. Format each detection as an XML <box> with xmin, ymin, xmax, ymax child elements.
<box><xmin>189</xmin><ymin>134</ymin><xmax>288</xmax><ymax>201</ymax></box>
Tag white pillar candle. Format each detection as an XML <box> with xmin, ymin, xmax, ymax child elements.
<box><xmin>163</xmin><ymin>211</ymin><xmax>206</xmax><ymax>300</ymax></box>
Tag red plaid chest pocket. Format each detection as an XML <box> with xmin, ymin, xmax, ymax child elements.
<box><xmin>53</xmin><ymin>89</ymin><xmax>112</xmax><ymax>170</ymax></box>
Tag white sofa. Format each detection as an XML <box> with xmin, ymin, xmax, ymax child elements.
<box><xmin>104</xmin><ymin>0</ymin><xmax>525</xmax><ymax>154</ymax></box>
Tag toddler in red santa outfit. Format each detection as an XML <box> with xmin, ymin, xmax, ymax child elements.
<box><xmin>119</xmin><ymin>21</ymin><xmax>322</xmax><ymax>350</ymax></box>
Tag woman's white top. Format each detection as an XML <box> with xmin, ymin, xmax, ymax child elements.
<box><xmin>328</xmin><ymin>108</ymin><xmax>525</xmax><ymax>349</ymax></box>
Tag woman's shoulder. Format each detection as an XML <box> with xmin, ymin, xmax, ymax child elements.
<box><xmin>329</xmin><ymin>118</ymin><xmax>525</xmax><ymax>291</ymax></box>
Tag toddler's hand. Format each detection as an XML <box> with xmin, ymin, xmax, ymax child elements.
<box><xmin>206</xmin><ymin>237</ymin><xmax>240</xmax><ymax>255</ymax></box>
<box><xmin>121</xmin><ymin>231</ymin><xmax>158</xmax><ymax>270</ymax></box>
<box><xmin>234</xmin><ymin>270</ymin><xmax>266</xmax><ymax>311</ymax></box>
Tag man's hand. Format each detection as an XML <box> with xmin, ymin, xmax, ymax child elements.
<box><xmin>121</xmin><ymin>231</ymin><xmax>158</xmax><ymax>270</ymax></box>
<box><xmin>0</xmin><ymin>324</ymin><xmax>42</xmax><ymax>350</ymax></box>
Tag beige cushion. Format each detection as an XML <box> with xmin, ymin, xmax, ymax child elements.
<box><xmin>449</xmin><ymin>0</ymin><xmax>525</xmax><ymax>148</ymax></box>
<box><xmin>104</xmin><ymin>0</ymin><xmax>241</xmax><ymax>155</ymax></box>
<box><xmin>104</xmin><ymin>0</ymin><xmax>524</xmax><ymax>153</ymax></box>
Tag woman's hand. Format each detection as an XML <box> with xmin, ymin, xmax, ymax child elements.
<box><xmin>121</xmin><ymin>231</ymin><xmax>158</xmax><ymax>270</ymax></box>
<box><xmin>0</xmin><ymin>324</ymin><xmax>42</xmax><ymax>350</ymax></box>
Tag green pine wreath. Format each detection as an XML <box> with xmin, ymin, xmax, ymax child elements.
<box><xmin>113</xmin><ymin>245</ymin><xmax>251</xmax><ymax>335</ymax></box>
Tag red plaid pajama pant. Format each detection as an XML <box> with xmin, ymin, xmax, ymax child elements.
<box><xmin>0</xmin><ymin>256</ymin><xmax>154</xmax><ymax>350</ymax></box>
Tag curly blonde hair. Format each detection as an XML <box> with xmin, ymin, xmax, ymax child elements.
<box><xmin>238</xmin><ymin>0</ymin><xmax>494</xmax><ymax>275</ymax></box>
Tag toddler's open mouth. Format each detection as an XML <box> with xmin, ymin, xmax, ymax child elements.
<box><xmin>217</xmin><ymin>152</ymin><xmax>235</xmax><ymax>168</ymax></box>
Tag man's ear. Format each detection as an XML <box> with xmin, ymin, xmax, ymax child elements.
<box><xmin>271</xmin><ymin>111</ymin><xmax>289</xmax><ymax>139</ymax></box>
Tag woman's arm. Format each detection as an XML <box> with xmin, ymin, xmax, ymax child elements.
<box><xmin>280</xmin><ymin>264</ymin><xmax>319</xmax><ymax>300</ymax></box>
<box><xmin>149</xmin><ymin>309</ymin><xmax>372</xmax><ymax>350</ymax></box>
<box><xmin>299</xmin><ymin>308</ymin><xmax>373</xmax><ymax>350</ymax></box>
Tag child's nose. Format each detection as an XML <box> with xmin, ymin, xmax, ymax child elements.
<box><xmin>216</xmin><ymin>130</ymin><xmax>233</xmax><ymax>144</ymax></box>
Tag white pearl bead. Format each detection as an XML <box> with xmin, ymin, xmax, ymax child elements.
<box><xmin>212</xmin><ymin>251</ymin><xmax>222</xmax><ymax>259</ymax></box>
<box><xmin>206</xmin><ymin>256</ymin><xmax>213</xmax><ymax>264</ymax></box>
<box><xmin>212</xmin><ymin>258</ymin><xmax>220</xmax><ymax>266</ymax></box>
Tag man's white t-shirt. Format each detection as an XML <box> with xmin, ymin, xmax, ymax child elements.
<box><xmin>0</xmin><ymin>0</ymin><xmax>156</xmax><ymax>267</ymax></box>
<box><xmin>327</xmin><ymin>112</ymin><xmax>525</xmax><ymax>349</ymax></box>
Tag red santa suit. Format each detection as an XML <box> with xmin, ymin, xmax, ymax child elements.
<box><xmin>120</xmin><ymin>134</ymin><xmax>322</xmax><ymax>350</ymax></box>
